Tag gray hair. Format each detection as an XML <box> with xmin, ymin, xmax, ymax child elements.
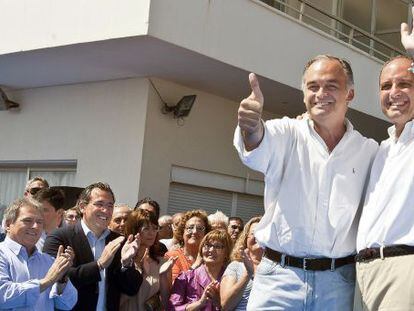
<box><xmin>158</xmin><ymin>215</ymin><xmax>173</xmax><ymax>226</ymax></box>
<box><xmin>208</xmin><ymin>210</ymin><xmax>229</xmax><ymax>226</ymax></box>
<box><xmin>301</xmin><ymin>54</ymin><xmax>354</xmax><ymax>91</ymax></box>
<box><xmin>4</xmin><ymin>197</ymin><xmax>43</xmax><ymax>226</ymax></box>
<box><xmin>25</xmin><ymin>176</ymin><xmax>49</xmax><ymax>191</ymax></box>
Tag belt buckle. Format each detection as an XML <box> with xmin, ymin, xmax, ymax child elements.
<box><xmin>303</xmin><ymin>257</ymin><xmax>311</xmax><ymax>271</ymax></box>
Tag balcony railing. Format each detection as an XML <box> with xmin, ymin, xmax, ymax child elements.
<box><xmin>260</xmin><ymin>0</ymin><xmax>406</xmax><ymax>62</ymax></box>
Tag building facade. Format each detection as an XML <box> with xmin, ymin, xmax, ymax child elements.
<box><xmin>0</xmin><ymin>0</ymin><xmax>408</xmax><ymax>219</ymax></box>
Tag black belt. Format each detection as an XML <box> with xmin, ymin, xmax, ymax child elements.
<box><xmin>356</xmin><ymin>245</ymin><xmax>414</xmax><ymax>262</ymax></box>
<box><xmin>264</xmin><ymin>247</ymin><xmax>355</xmax><ymax>271</ymax></box>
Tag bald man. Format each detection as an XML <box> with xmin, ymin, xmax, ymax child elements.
<box><xmin>108</xmin><ymin>204</ymin><xmax>131</xmax><ymax>235</ymax></box>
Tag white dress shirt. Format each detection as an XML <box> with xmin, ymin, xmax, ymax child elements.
<box><xmin>81</xmin><ymin>220</ymin><xmax>110</xmax><ymax>311</ymax></box>
<box><xmin>234</xmin><ymin>117</ymin><xmax>378</xmax><ymax>258</ymax></box>
<box><xmin>0</xmin><ymin>237</ymin><xmax>77</xmax><ymax>310</ymax></box>
<box><xmin>357</xmin><ymin>120</ymin><xmax>414</xmax><ymax>251</ymax></box>
<box><xmin>35</xmin><ymin>231</ymin><xmax>47</xmax><ymax>251</ymax></box>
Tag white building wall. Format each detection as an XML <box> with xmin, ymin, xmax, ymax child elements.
<box><xmin>139</xmin><ymin>78</ymin><xmax>276</xmax><ymax>214</ymax></box>
<box><xmin>0</xmin><ymin>78</ymin><xmax>149</xmax><ymax>205</ymax></box>
<box><xmin>148</xmin><ymin>0</ymin><xmax>384</xmax><ymax>120</ymax></box>
<box><xmin>0</xmin><ymin>0</ymin><xmax>150</xmax><ymax>54</ymax></box>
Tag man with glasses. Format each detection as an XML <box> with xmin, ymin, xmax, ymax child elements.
<box><xmin>24</xmin><ymin>176</ymin><xmax>49</xmax><ymax>197</ymax></box>
<box><xmin>43</xmin><ymin>182</ymin><xmax>143</xmax><ymax>311</ymax></box>
<box><xmin>63</xmin><ymin>206</ymin><xmax>81</xmax><ymax>226</ymax></box>
<box><xmin>227</xmin><ymin>217</ymin><xmax>244</xmax><ymax>243</ymax></box>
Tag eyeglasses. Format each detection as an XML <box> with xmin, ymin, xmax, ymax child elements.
<box><xmin>141</xmin><ymin>225</ymin><xmax>160</xmax><ymax>233</ymax></box>
<box><xmin>230</xmin><ymin>225</ymin><xmax>242</xmax><ymax>230</ymax></box>
<box><xmin>203</xmin><ymin>243</ymin><xmax>224</xmax><ymax>250</ymax></box>
<box><xmin>28</xmin><ymin>187</ymin><xmax>42</xmax><ymax>195</ymax></box>
<box><xmin>185</xmin><ymin>225</ymin><xmax>205</xmax><ymax>233</ymax></box>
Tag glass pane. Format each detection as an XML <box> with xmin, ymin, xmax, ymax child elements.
<box><xmin>29</xmin><ymin>171</ymin><xmax>76</xmax><ymax>187</ymax></box>
<box><xmin>0</xmin><ymin>170</ymin><xmax>27</xmax><ymax>220</ymax></box>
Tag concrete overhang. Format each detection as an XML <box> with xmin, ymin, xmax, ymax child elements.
<box><xmin>0</xmin><ymin>35</ymin><xmax>389</xmax><ymax>141</ymax></box>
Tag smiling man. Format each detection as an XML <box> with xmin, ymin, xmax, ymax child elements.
<box><xmin>355</xmin><ymin>13</ymin><xmax>414</xmax><ymax>310</ymax></box>
<box><xmin>0</xmin><ymin>197</ymin><xmax>77</xmax><ymax>310</ymax></box>
<box><xmin>43</xmin><ymin>182</ymin><xmax>143</xmax><ymax>311</ymax></box>
<box><xmin>234</xmin><ymin>56</ymin><xmax>378</xmax><ymax>310</ymax></box>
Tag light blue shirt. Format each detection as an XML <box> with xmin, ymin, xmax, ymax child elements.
<box><xmin>0</xmin><ymin>237</ymin><xmax>77</xmax><ymax>310</ymax></box>
<box><xmin>81</xmin><ymin>220</ymin><xmax>110</xmax><ymax>311</ymax></box>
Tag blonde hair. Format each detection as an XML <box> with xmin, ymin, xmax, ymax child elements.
<box><xmin>198</xmin><ymin>229</ymin><xmax>232</xmax><ymax>266</ymax></box>
<box><xmin>231</xmin><ymin>216</ymin><xmax>262</xmax><ymax>262</ymax></box>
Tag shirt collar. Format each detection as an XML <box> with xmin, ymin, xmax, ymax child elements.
<box><xmin>307</xmin><ymin>118</ymin><xmax>353</xmax><ymax>135</ymax></box>
<box><xmin>4</xmin><ymin>236</ymin><xmax>40</xmax><ymax>258</ymax></box>
<box><xmin>387</xmin><ymin>119</ymin><xmax>414</xmax><ymax>143</ymax></box>
<box><xmin>80</xmin><ymin>219</ymin><xmax>110</xmax><ymax>240</ymax></box>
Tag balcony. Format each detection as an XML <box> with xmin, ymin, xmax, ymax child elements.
<box><xmin>261</xmin><ymin>0</ymin><xmax>409</xmax><ymax>62</ymax></box>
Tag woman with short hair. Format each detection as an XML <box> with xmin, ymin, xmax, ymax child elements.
<box><xmin>169</xmin><ymin>230</ymin><xmax>232</xmax><ymax>311</ymax></box>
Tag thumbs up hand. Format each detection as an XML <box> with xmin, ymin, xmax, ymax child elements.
<box><xmin>238</xmin><ymin>73</ymin><xmax>264</xmax><ymax>150</ymax></box>
<box><xmin>238</xmin><ymin>73</ymin><xmax>264</xmax><ymax>133</ymax></box>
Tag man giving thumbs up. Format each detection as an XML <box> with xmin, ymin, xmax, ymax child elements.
<box><xmin>233</xmin><ymin>56</ymin><xmax>378</xmax><ymax>311</ymax></box>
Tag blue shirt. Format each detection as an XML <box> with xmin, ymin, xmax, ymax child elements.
<box><xmin>81</xmin><ymin>220</ymin><xmax>110</xmax><ymax>311</ymax></box>
<box><xmin>0</xmin><ymin>237</ymin><xmax>77</xmax><ymax>310</ymax></box>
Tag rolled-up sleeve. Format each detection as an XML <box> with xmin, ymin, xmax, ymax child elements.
<box><xmin>234</xmin><ymin>118</ymin><xmax>292</xmax><ymax>174</ymax></box>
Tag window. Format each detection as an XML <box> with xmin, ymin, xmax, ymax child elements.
<box><xmin>0</xmin><ymin>160</ymin><xmax>77</xmax><ymax>220</ymax></box>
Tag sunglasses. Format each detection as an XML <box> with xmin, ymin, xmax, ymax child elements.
<box><xmin>230</xmin><ymin>225</ymin><xmax>242</xmax><ymax>230</ymax></box>
<box><xmin>28</xmin><ymin>187</ymin><xmax>42</xmax><ymax>195</ymax></box>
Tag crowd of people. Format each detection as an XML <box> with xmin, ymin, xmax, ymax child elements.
<box><xmin>0</xmin><ymin>178</ymin><xmax>261</xmax><ymax>310</ymax></box>
<box><xmin>2</xmin><ymin>8</ymin><xmax>414</xmax><ymax>311</ymax></box>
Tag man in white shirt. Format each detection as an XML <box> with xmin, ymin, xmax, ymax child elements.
<box><xmin>355</xmin><ymin>10</ymin><xmax>414</xmax><ymax>310</ymax></box>
<box><xmin>234</xmin><ymin>56</ymin><xmax>378</xmax><ymax>310</ymax></box>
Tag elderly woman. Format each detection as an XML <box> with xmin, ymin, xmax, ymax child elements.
<box><xmin>119</xmin><ymin>209</ymin><xmax>174</xmax><ymax>311</ymax></box>
<box><xmin>169</xmin><ymin>230</ymin><xmax>232</xmax><ymax>311</ymax></box>
<box><xmin>165</xmin><ymin>210</ymin><xmax>210</xmax><ymax>283</ymax></box>
<box><xmin>220</xmin><ymin>217</ymin><xmax>263</xmax><ymax>311</ymax></box>
<box><xmin>208</xmin><ymin>210</ymin><xmax>229</xmax><ymax>231</ymax></box>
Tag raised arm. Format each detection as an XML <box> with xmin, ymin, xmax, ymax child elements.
<box><xmin>238</xmin><ymin>73</ymin><xmax>265</xmax><ymax>151</ymax></box>
<box><xmin>401</xmin><ymin>7</ymin><xmax>414</xmax><ymax>58</ymax></box>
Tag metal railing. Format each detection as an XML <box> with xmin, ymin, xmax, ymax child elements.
<box><xmin>260</xmin><ymin>0</ymin><xmax>406</xmax><ymax>62</ymax></box>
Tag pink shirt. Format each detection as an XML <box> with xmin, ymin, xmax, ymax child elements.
<box><xmin>168</xmin><ymin>265</ymin><xmax>224</xmax><ymax>311</ymax></box>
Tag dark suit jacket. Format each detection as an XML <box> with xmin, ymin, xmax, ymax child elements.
<box><xmin>43</xmin><ymin>222</ymin><xmax>142</xmax><ymax>311</ymax></box>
